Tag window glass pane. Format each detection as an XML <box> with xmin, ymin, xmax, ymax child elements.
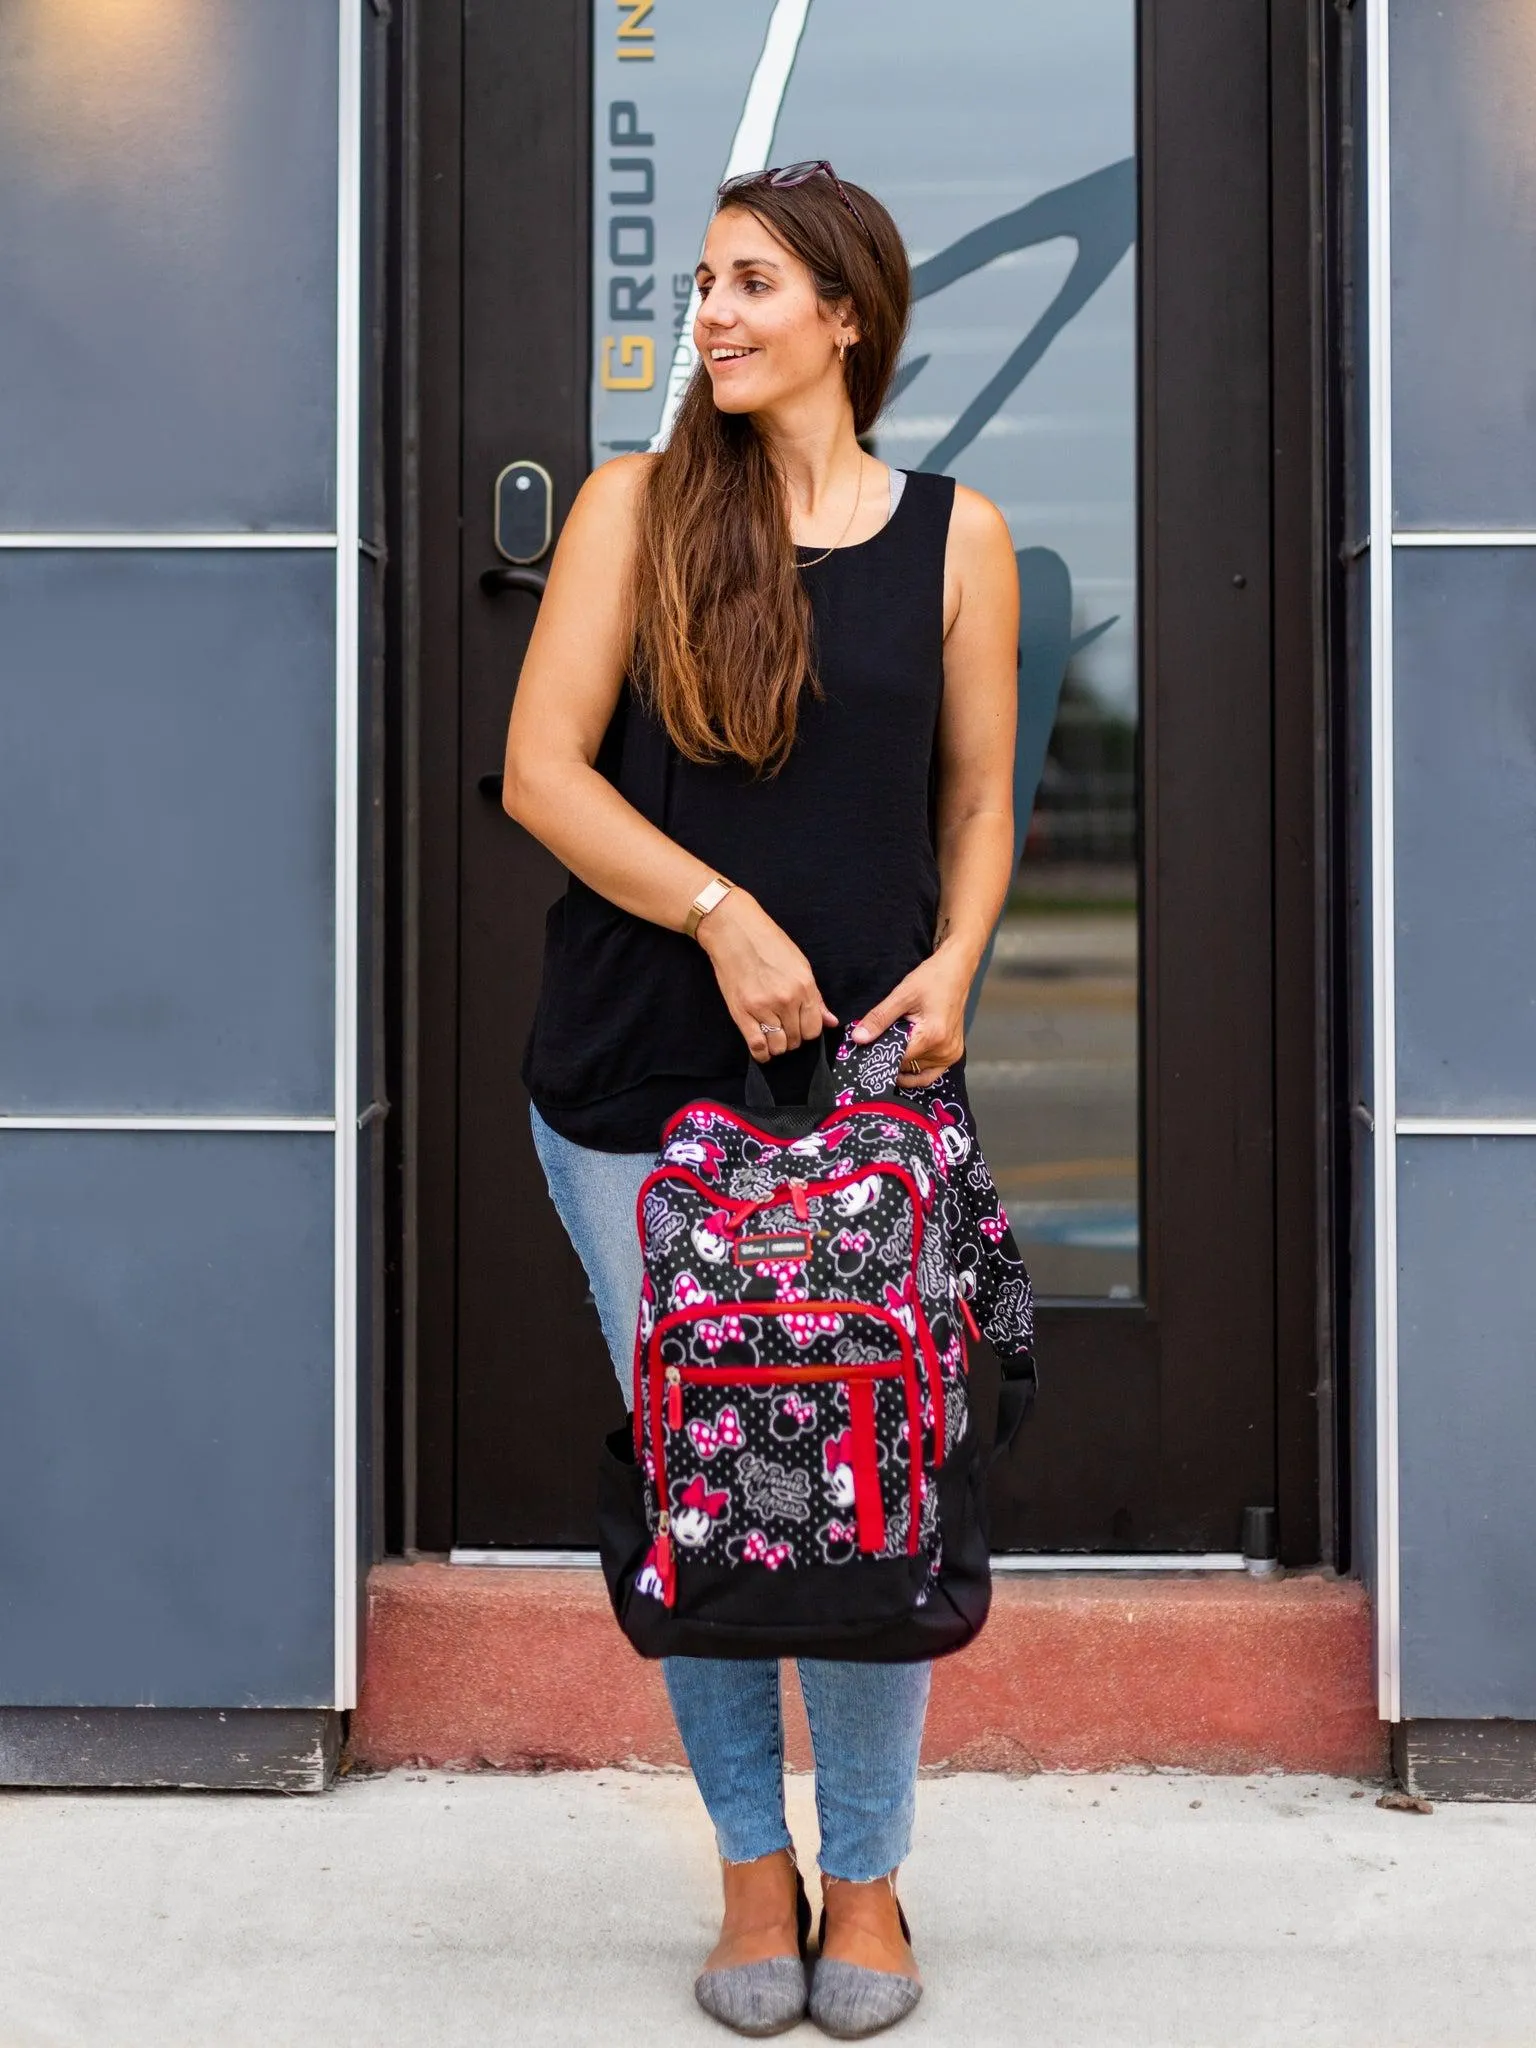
<box><xmin>592</xmin><ymin>0</ymin><xmax>1139</xmax><ymax>1297</ymax></box>
<box><xmin>0</xmin><ymin>1131</ymin><xmax>334</xmax><ymax>1707</ymax></box>
<box><xmin>0</xmin><ymin>551</ymin><xmax>335</xmax><ymax>1115</ymax></box>
<box><xmin>1394</xmin><ymin>549</ymin><xmax>1536</xmax><ymax>1116</ymax></box>
<box><xmin>0</xmin><ymin>0</ymin><xmax>338</xmax><ymax>532</ymax></box>
<box><xmin>1390</xmin><ymin>0</ymin><xmax>1536</xmax><ymax>530</ymax></box>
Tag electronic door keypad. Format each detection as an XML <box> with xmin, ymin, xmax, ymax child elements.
<box><xmin>492</xmin><ymin>459</ymin><xmax>554</xmax><ymax>564</ymax></box>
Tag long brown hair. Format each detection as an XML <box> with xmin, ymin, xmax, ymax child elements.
<box><xmin>632</xmin><ymin>175</ymin><xmax>911</xmax><ymax>775</ymax></box>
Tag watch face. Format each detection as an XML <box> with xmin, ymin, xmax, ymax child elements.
<box><xmin>685</xmin><ymin>878</ymin><xmax>734</xmax><ymax>938</ymax></box>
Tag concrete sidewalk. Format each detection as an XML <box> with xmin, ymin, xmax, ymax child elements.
<box><xmin>3</xmin><ymin>1768</ymin><xmax>1533</xmax><ymax>2048</ymax></box>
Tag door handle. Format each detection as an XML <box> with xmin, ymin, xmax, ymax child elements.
<box><xmin>477</xmin><ymin>562</ymin><xmax>545</xmax><ymax>797</ymax></box>
<box><xmin>479</xmin><ymin>565</ymin><xmax>547</xmax><ymax>598</ymax></box>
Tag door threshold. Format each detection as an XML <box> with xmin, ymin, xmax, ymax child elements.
<box><xmin>450</xmin><ymin>1548</ymin><xmax>602</xmax><ymax>1568</ymax></box>
<box><xmin>448</xmin><ymin>1548</ymin><xmax>1251</xmax><ymax>1573</ymax></box>
<box><xmin>992</xmin><ymin>1552</ymin><xmax>1248</xmax><ymax>1572</ymax></box>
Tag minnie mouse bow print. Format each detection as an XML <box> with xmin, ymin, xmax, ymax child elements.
<box><xmin>739</xmin><ymin>1530</ymin><xmax>793</xmax><ymax>1569</ymax></box>
<box><xmin>687</xmin><ymin>1405</ymin><xmax>745</xmax><ymax>1459</ymax></box>
<box><xmin>678</xmin><ymin>1473</ymin><xmax>727</xmax><ymax>1515</ymax></box>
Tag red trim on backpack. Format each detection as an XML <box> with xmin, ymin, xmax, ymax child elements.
<box><xmin>844</xmin><ymin>1382</ymin><xmax>887</xmax><ymax>1554</ymax></box>
<box><xmin>912</xmin><ymin>1306</ymin><xmax>947</xmax><ymax>1468</ymax></box>
<box><xmin>822</xmin><ymin>1099</ymin><xmax>941</xmax><ymax>1134</ymax></box>
<box><xmin>647</xmin><ymin>1300</ymin><xmax>925</xmax><ymax>1568</ymax></box>
<box><xmin>639</xmin><ymin>1160</ymin><xmax>946</xmax><ymax>1481</ymax></box>
<box><xmin>635</xmin><ymin>1165</ymin><xmax>762</xmax><ymax>1232</ymax></box>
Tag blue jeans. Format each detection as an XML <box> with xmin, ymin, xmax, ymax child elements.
<box><xmin>529</xmin><ymin>1100</ymin><xmax>931</xmax><ymax>1880</ymax></box>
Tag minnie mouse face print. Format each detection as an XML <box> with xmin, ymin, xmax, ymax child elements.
<box><xmin>689</xmin><ymin>1216</ymin><xmax>731</xmax><ymax>1265</ymax></box>
<box><xmin>672</xmin><ymin>1474</ymin><xmax>730</xmax><ymax>1548</ymax></box>
<box><xmin>931</xmin><ymin>1101</ymin><xmax>971</xmax><ymax>1167</ymax></box>
<box><xmin>661</xmin><ymin>1134</ymin><xmax>726</xmax><ymax>1180</ymax></box>
<box><xmin>823</xmin><ymin>1428</ymin><xmax>857</xmax><ymax>1512</ymax></box>
<box><xmin>785</xmin><ymin>1126</ymin><xmax>851</xmax><ymax>1162</ymax></box>
<box><xmin>831</xmin><ymin>1173</ymin><xmax>884</xmax><ymax>1219</ymax></box>
<box><xmin>881</xmin><ymin>1271</ymin><xmax>923</xmax><ymax>1338</ymax></box>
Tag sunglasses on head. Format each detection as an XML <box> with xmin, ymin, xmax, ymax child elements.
<box><xmin>717</xmin><ymin>160</ymin><xmax>883</xmax><ymax>268</ymax></box>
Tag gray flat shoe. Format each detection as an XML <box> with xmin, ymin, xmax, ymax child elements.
<box><xmin>694</xmin><ymin>1865</ymin><xmax>813</xmax><ymax>2037</ymax></box>
<box><xmin>809</xmin><ymin>1896</ymin><xmax>922</xmax><ymax>2039</ymax></box>
<box><xmin>695</xmin><ymin>1955</ymin><xmax>810</xmax><ymax>2036</ymax></box>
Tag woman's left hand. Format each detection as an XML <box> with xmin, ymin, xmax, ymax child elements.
<box><xmin>850</xmin><ymin>945</ymin><xmax>976</xmax><ymax>1089</ymax></box>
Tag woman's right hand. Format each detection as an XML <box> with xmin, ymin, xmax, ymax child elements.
<box><xmin>695</xmin><ymin>890</ymin><xmax>838</xmax><ymax>1062</ymax></box>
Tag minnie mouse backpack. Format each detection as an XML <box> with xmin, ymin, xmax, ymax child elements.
<box><xmin>597</xmin><ymin>1019</ymin><xmax>1036</xmax><ymax>1660</ymax></box>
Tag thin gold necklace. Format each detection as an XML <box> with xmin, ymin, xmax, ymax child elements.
<box><xmin>795</xmin><ymin>456</ymin><xmax>864</xmax><ymax>567</ymax></box>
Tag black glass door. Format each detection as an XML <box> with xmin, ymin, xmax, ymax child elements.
<box><xmin>411</xmin><ymin>0</ymin><xmax>1311</xmax><ymax>1557</ymax></box>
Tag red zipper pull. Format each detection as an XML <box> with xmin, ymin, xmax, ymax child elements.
<box><xmin>665</xmin><ymin>1366</ymin><xmax>682</xmax><ymax>1431</ymax></box>
<box><xmin>958</xmin><ymin>1292</ymin><xmax>982</xmax><ymax>1342</ymax></box>
<box><xmin>655</xmin><ymin>1515</ymin><xmax>676</xmax><ymax>1606</ymax></box>
<box><xmin>789</xmin><ymin>1178</ymin><xmax>810</xmax><ymax>1221</ymax></box>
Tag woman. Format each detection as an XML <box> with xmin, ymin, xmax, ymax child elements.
<box><xmin>503</xmin><ymin>162</ymin><xmax>1019</xmax><ymax>2038</ymax></box>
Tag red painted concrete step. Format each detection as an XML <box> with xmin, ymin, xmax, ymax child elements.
<box><xmin>349</xmin><ymin>1563</ymin><xmax>1384</xmax><ymax>1777</ymax></box>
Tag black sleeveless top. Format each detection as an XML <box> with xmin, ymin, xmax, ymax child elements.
<box><xmin>521</xmin><ymin>468</ymin><xmax>958</xmax><ymax>1152</ymax></box>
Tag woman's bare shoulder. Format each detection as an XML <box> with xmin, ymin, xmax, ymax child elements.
<box><xmin>572</xmin><ymin>450</ymin><xmax>658</xmax><ymax>523</ymax></box>
<box><xmin>550</xmin><ymin>454</ymin><xmax>658</xmax><ymax>586</ymax></box>
<box><xmin>947</xmin><ymin>479</ymin><xmax>1013</xmax><ymax>556</ymax></box>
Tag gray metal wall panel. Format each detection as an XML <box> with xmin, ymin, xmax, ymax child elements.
<box><xmin>0</xmin><ymin>0</ymin><xmax>337</xmax><ymax>531</ymax></box>
<box><xmin>1393</xmin><ymin>549</ymin><xmax>1536</xmax><ymax>1116</ymax></box>
<box><xmin>1397</xmin><ymin>1138</ymin><xmax>1536</xmax><ymax>1715</ymax></box>
<box><xmin>0</xmin><ymin>1133</ymin><xmax>334</xmax><ymax>1708</ymax></box>
<box><xmin>0</xmin><ymin>552</ymin><xmax>335</xmax><ymax>1115</ymax></box>
<box><xmin>1389</xmin><ymin>0</ymin><xmax>1536</xmax><ymax>529</ymax></box>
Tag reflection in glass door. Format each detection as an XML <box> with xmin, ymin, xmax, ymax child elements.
<box><xmin>591</xmin><ymin>0</ymin><xmax>1139</xmax><ymax>1299</ymax></box>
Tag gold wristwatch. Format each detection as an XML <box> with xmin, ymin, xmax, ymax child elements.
<box><xmin>684</xmin><ymin>874</ymin><xmax>735</xmax><ymax>940</ymax></box>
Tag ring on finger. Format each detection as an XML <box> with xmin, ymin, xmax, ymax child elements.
<box><xmin>759</xmin><ymin>1021</ymin><xmax>785</xmax><ymax>1036</ymax></box>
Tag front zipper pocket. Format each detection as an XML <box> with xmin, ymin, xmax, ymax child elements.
<box><xmin>643</xmin><ymin>1300</ymin><xmax>925</xmax><ymax>1606</ymax></box>
<box><xmin>637</xmin><ymin>1157</ymin><xmax>948</xmax><ymax>1465</ymax></box>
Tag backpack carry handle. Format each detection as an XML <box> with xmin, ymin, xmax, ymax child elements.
<box><xmin>992</xmin><ymin>1369</ymin><xmax>1037</xmax><ymax>1461</ymax></box>
<box><xmin>742</xmin><ymin>1014</ymin><xmax>918</xmax><ymax>1111</ymax></box>
<box><xmin>744</xmin><ymin>1036</ymin><xmax>837</xmax><ymax>1112</ymax></box>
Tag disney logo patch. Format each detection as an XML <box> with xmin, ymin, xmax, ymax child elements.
<box><xmin>733</xmin><ymin>1231</ymin><xmax>812</xmax><ymax>1268</ymax></box>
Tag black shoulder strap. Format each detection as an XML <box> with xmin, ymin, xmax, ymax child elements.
<box><xmin>894</xmin><ymin>467</ymin><xmax>958</xmax><ymax>545</ymax></box>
